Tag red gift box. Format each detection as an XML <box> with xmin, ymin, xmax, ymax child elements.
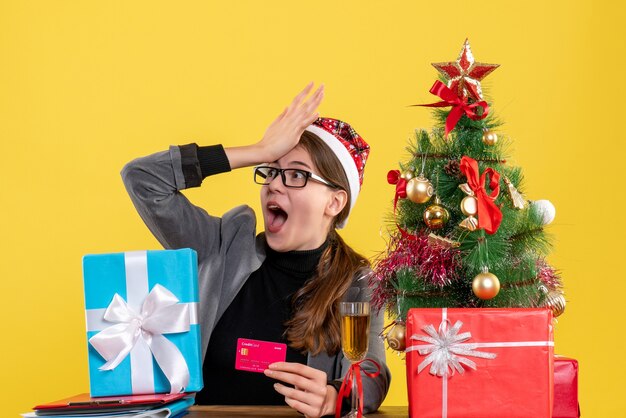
<box><xmin>406</xmin><ymin>308</ymin><xmax>554</xmax><ymax>418</ymax></box>
<box><xmin>553</xmin><ymin>356</ymin><xmax>580</xmax><ymax>418</ymax></box>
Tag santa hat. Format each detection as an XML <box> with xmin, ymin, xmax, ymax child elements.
<box><xmin>305</xmin><ymin>117</ymin><xmax>370</xmax><ymax>228</ymax></box>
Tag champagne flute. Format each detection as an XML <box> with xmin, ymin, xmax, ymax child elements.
<box><xmin>340</xmin><ymin>301</ymin><xmax>371</xmax><ymax>418</ymax></box>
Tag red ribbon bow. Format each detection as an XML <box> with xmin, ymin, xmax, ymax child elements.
<box><xmin>416</xmin><ymin>80</ymin><xmax>490</xmax><ymax>138</ymax></box>
<box><xmin>335</xmin><ymin>359</ymin><xmax>381</xmax><ymax>418</ymax></box>
<box><xmin>387</xmin><ymin>170</ymin><xmax>407</xmax><ymax>211</ymax></box>
<box><xmin>459</xmin><ymin>156</ymin><xmax>503</xmax><ymax>235</ymax></box>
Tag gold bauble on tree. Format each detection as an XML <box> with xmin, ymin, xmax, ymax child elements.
<box><xmin>423</xmin><ymin>197</ymin><xmax>450</xmax><ymax>230</ymax></box>
<box><xmin>458</xmin><ymin>182</ymin><xmax>479</xmax><ymax>231</ymax></box>
<box><xmin>385</xmin><ymin>321</ymin><xmax>406</xmax><ymax>352</ymax></box>
<box><xmin>472</xmin><ymin>270</ymin><xmax>500</xmax><ymax>300</ymax></box>
<box><xmin>482</xmin><ymin>129</ymin><xmax>498</xmax><ymax>146</ymax></box>
<box><xmin>401</xmin><ymin>169</ymin><xmax>414</xmax><ymax>180</ymax></box>
<box><xmin>406</xmin><ymin>175</ymin><xmax>434</xmax><ymax>204</ymax></box>
<box><xmin>460</xmin><ymin>196</ymin><xmax>478</xmax><ymax>216</ymax></box>
<box><xmin>544</xmin><ymin>290</ymin><xmax>566</xmax><ymax>317</ymax></box>
<box><xmin>459</xmin><ymin>194</ymin><xmax>479</xmax><ymax>231</ymax></box>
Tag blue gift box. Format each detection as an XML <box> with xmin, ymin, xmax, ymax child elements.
<box><xmin>83</xmin><ymin>249</ymin><xmax>203</xmax><ymax>396</ymax></box>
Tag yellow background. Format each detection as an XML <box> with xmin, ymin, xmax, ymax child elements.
<box><xmin>2</xmin><ymin>1</ymin><xmax>624</xmax><ymax>416</ymax></box>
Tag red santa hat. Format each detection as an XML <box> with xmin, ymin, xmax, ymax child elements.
<box><xmin>305</xmin><ymin>117</ymin><xmax>370</xmax><ymax>228</ymax></box>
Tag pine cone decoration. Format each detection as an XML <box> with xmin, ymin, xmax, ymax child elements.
<box><xmin>443</xmin><ymin>159</ymin><xmax>464</xmax><ymax>180</ymax></box>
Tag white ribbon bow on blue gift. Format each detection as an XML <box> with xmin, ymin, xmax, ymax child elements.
<box><xmin>89</xmin><ymin>284</ymin><xmax>191</xmax><ymax>394</ymax></box>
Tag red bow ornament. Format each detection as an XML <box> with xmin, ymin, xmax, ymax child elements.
<box><xmin>387</xmin><ymin>170</ymin><xmax>408</xmax><ymax>211</ymax></box>
<box><xmin>415</xmin><ymin>80</ymin><xmax>490</xmax><ymax>138</ymax></box>
<box><xmin>458</xmin><ymin>156</ymin><xmax>503</xmax><ymax>235</ymax></box>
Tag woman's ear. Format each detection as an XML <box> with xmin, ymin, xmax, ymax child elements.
<box><xmin>325</xmin><ymin>189</ymin><xmax>348</xmax><ymax>217</ymax></box>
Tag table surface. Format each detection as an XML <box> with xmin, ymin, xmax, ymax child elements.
<box><xmin>188</xmin><ymin>405</ymin><xmax>408</xmax><ymax>417</ymax></box>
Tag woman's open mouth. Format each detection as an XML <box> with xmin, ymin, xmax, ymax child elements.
<box><xmin>266</xmin><ymin>202</ymin><xmax>288</xmax><ymax>234</ymax></box>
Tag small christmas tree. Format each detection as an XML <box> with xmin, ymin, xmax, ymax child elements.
<box><xmin>372</xmin><ymin>39</ymin><xmax>565</xmax><ymax>352</ymax></box>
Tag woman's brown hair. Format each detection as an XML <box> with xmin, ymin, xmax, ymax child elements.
<box><xmin>284</xmin><ymin>130</ymin><xmax>370</xmax><ymax>356</ymax></box>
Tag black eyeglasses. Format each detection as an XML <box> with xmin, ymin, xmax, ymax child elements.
<box><xmin>254</xmin><ymin>166</ymin><xmax>338</xmax><ymax>189</ymax></box>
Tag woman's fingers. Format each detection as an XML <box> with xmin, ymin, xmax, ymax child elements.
<box><xmin>289</xmin><ymin>83</ymin><xmax>324</xmax><ymax>121</ymax></box>
<box><xmin>265</xmin><ymin>370</ymin><xmax>322</xmax><ymax>394</ymax></box>
<box><xmin>267</xmin><ymin>83</ymin><xmax>319</xmax><ymax>134</ymax></box>
<box><xmin>282</xmin><ymin>396</ymin><xmax>318</xmax><ymax>418</ymax></box>
<box><xmin>266</xmin><ymin>107</ymin><xmax>288</xmax><ymax>130</ymax></box>
<box><xmin>294</xmin><ymin>85</ymin><xmax>324</xmax><ymax>127</ymax></box>
<box><xmin>273</xmin><ymin>383</ymin><xmax>310</xmax><ymax>403</ymax></box>
<box><xmin>265</xmin><ymin>363</ymin><xmax>326</xmax><ymax>393</ymax></box>
<box><xmin>254</xmin><ymin>83</ymin><xmax>324</xmax><ymax>163</ymax></box>
<box><xmin>266</xmin><ymin>364</ymin><xmax>335</xmax><ymax>418</ymax></box>
<box><xmin>304</xmin><ymin>112</ymin><xmax>320</xmax><ymax>127</ymax></box>
<box><xmin>267</xmin><ymin>362</ymin><xmax>327</xmax><ymax>381</ymax></box>
<box><xmin>298</xmin><ymin>81</ymin><xmax>315</xmax><ymax>96</ymax></box>
<box><xmin>303</xmin><ymin>85</ymin><xmax>324</xmax><ymax>113</ymax></box>
<box><xmin>273</xmin><ymin>382</ymin><xmax>326</xmax><ymax>418</ymax></box>
<box><xmin>288</xmin><ymin>82</ymin><xmax>315</xmax><ymax>113</ymax></box>
<box><xmin>306</xmin><ymin>84</ymin><xmax>324</xmax><ymax>107</ymax></box>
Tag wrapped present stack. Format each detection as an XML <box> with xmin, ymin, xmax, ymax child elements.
<box><xmin>23</xmin><ymin>393</ymin><xmax>194</xmax><ymax>418</ymax></box>
<box><xmin>24</xmin><ymin>248</ymin><xmax>203</xmax><ymax>418</ymax></box>
<box><xmin>371</xmin><ymin>39</ymin><xmax>579</xmax><ymax>417</ymax></box>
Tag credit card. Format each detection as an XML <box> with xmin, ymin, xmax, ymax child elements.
<box><xmin>235</xmin><ymin>338</ymin><xmax>287</xmax><ymax>373</ymax></box>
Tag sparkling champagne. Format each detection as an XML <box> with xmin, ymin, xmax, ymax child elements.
<box><xmin>341</xmin><ymin>314</ymin><xmax>370</xmax><ymax>362</ymax></box>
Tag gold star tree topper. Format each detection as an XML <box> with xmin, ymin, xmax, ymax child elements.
<box><xmin>432</xmin><ymin>39</ymin><xmax>499</xmax><ymax>101</ymax></box>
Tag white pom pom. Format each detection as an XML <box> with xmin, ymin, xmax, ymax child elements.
<box><xmin>533</xmin><ymin>200</ymin><xmax>556</xmax><ymax>225</ymax></box>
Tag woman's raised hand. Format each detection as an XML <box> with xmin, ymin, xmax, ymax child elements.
<box><xmin>224</xmin><ymin>82</ymin><xmax>324</xmax><ymax>169</ymax></box>
<box><xmin>256</xmin><ymin>82</ymin><xmax>324</xmax><ymax>163</ymax></box>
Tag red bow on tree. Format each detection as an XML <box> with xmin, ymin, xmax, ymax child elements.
<box><xmin>460</xmin><ymin>156</ymin><xmax>503</xmax><ymax>235</ymax></box>
<box><xmin>387</xmin><ymin>170</ymin><xmax>407</xmax><ymax>211</ymax></box>
<box><xmin>415</xmin><ymin>80</ymin><xmax>490</xmax><ymax>138</ymax></box>
<box><xmin>335</xmin><ymin>359</ymin><xmax>381</xmax><ymax>418</ymax></box>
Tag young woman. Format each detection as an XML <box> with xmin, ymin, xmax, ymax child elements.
<box><xmin>121</xmin><ymin>82</ymin><xmax>390</xmax><ymax>417</ymax></box>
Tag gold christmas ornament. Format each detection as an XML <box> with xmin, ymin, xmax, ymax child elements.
<box><xmin>406</xmin><ymin>175</ymin><xmax>434</xmax><ymax>204</ymax></box>
<box><xmin>423</xmin><ymin>197</ymin><xmax>450</xmax><ymax>230</ymax></box>
<box><xmin>460</xmin><ymin>196</ymin><xmax>478</xmax><ymax>216</ymax></box>
<box><xmin>482</xmin><ymin>129</ymin><xmax>498</xmax><ymax>146</ymax></box>
<box><xmin>472</xmin><ymin>271</ymin><xmax>500</xmax><ymax>300</ymax></box>
<box><xmin>428</xmin><ymin>233</ymin><xmax>461</xmax><ymax>249</ymax></box>
<box><xmin>543</xmin><ymin>290</ymin><xmax>566</xmax><ymax>317</ymax></box>
<box><xmin>385</xmin><ymin>321</ymin><xmax>406</xmax><ymax>352</ymax></box>
<box><xmin>459</xmin><ymin>216</ymin><xmax>478</xmax><ymax>231</ymax></box>
<box><xmin>503</xmin><ymin>176</ymin><xmax>526</xmax><ymax>210</ymax></box>
<box><xmin>459</xmin><ymin>183</ymin><xmax>473</xmax><ymax>196</ymax></box>
<box><xmin>401</xmin><ymin>169</ymin><xmax>414</xmax><ymax>180</ymax></box>
<box><xmin>459</xmin><ymin>184</ymin><xmax>479</xmax><ymax>231</ymax></box>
